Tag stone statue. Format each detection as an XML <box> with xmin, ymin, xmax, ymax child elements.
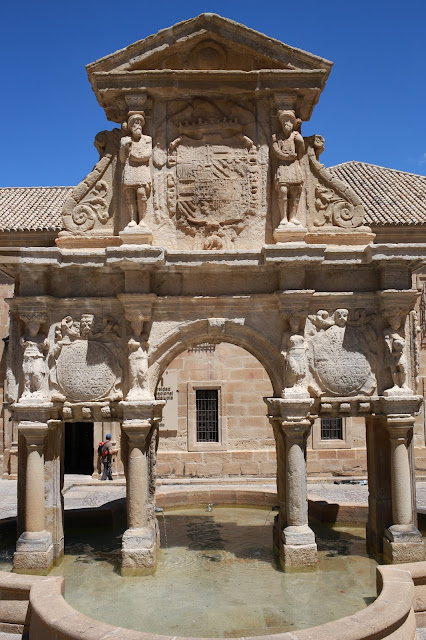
<box><xmin>384</xmin><ymin>314</ymin><xmax>410</xmax><ymax>395</ymax></box>
<box><xmin>120</xmin><ymin>113</ymin><xmax>152</xmax><ymax>227</ymax></box>
<box><xmin>272</xmin><ymin>110</ymin><xmax>304</xmax><ymax>226</ymax></box>
<box><xmin>20</xmin><ymin>315</ymin><xmax>48</xmax><ymax>401</ymax></box>
<box><xmin>127</xmin><ymin>336</ymin><xmax>152</xmax><ymax>401</ymax></box>
<box><xmin>285</xmin><ymin>334</ymin><xmax>308</xmax><ymax>396</ymax></box>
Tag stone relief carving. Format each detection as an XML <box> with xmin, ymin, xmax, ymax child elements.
<box><xmin>272</xmin><ymin>110</ymin><xmax>304</xmax><ymax>228</ymax></box>
<box><xmin>48</xmin><ymin>314</ymin><xmax>122</xmax><ymax>402</ymax></box>
<box><xmin>382</xmin><ymin>309</ymin><xmax>412</xmax><ymax>396</ymax></box>
<box><xmin>306</xmin><ymin>309</ymin><xmax>376</xmax><ymax>396</ymax></box>
<box><xmin>280</xmin><ymin>310</ymin><xmax>309</xmax><ymax>398</ymax></box>
<box><xmin>304</xmin><ymin>135</ymin><xmax>365</xmax><ymax>229</ymax></box>
<box><xmin>122</xmin><ymin>309</ymin><xmax>154</xmax><ymax>402</ymax></box>
<box><xmin>120</xmin><ymin>113</ymin><xmax>152</xmax><ymax>230</ymax></box>
<box><xmin>164</xmin><ymin>100</ymin><xmax>260</xmax><ymax>250</ymax></box>
<box><xmin>62</xmin><ymin>129</ymin><xmax>120</xmax><ymax>234</ymax></box>
<box><xmin>126</xmin><ymin>336</ymin><xmax>151</xmax><ymax>401</ymax></box>
<box><xmin>19</xmin><ymin>313</ymin><xmax>48</xmax><ymax>402</ymax></box>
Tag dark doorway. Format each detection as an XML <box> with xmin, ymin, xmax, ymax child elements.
<box><xmin>64</xmin><ymin>422</ymin><xmax>94</xmax><ymax>474</ymax></box>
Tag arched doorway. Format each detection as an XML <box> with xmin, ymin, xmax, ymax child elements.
<box><xmin>155</xmin><ymin>341</ymin><xmax>275</xmax><ymax>479</ymax></box>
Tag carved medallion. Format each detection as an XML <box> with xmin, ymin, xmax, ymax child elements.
<box><xmin>310</xmin><ymin>325</ymin><xmax>375</xmax><ymax>396</ymax></box>
<box><xmin>56</xmin><ymin>341</ymin><xmax>117</xmax><ymax>401</ymax></box>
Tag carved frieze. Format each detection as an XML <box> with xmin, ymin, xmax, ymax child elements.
<box><xmin>49</xmin><ymin>314</ymin><xmax>122</xmax><ymax>402</ymax></box>
<box><xmin>306</xmin><ymin>309</ymin><xmax>376</xmax><ymax>397</ymax></box>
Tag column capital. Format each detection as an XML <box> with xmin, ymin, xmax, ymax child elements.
<box><xmin>120</xmin><ymin>400</ymin><xmax>165</xmax><ymax>423</ymax></box>
<box><xmin>385</xmin><ymin>415</ymin><xmax>415</xmax><ymax>440</ymax></box>
<box><xmin>265</xmin><ymin>397</ymin><xmax>313</xmax><ymax>423</ymax></box>
<box><xmin>18</xmin><ymin>421</ymin><xmax>49</xmax><ymax>446</ymax></box>
<box><xmin>281</xmin><ymin>421</ymin><xmax>311</xmax><ymax>440</ymax></box>
<box><xmin>122</xmin><ymin>419</ymin><xmax>152</xmax><ymax>447</ymax></box>
<box><xmin>371</xmin><ymin>396</ymin><xmax>422</xmax><ymax>417</ymax></box>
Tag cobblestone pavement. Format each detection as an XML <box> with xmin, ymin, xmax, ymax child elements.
<box><xmin>2</xmin><ymin>477</ymin><xmax>426</xmax><ymax>519</ymax></box>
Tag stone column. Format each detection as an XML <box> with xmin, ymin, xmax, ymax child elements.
<box><xmin>13</xmin><ymin>421</ymin><xmax>54</xmax><ymax>574</ymax></box>
<box><xmin>383</xmin><ymin>415</ymin><xmax>424</xmax><ymax>563</ymax></box>
<box><xmin>266</xmin><ymin>397</ymin><xmax>316</xmax><ymax>569</ymax></box>
<box><xmin>120</xmin><ymin>400</ymin><xmax>164</xmax><ymax>575</ymax></box>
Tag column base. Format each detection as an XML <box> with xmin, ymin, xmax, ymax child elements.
<box><xmin>121</xmin><ymin>525</ymin><xmax>158</xmax><ymax>576</ymax></box>
<box><xmin>383</xmin><ymin>525</ymin><xmax>425</xmax><ymax>564</ymax></box>
<box><xmin>13</xmin><ymin>531</ymin><xmax>54</xmax><ymax>575</ymax></box>
<box><xmin>276</xmin><ymin>525</ymin><xmax>317</xmax><ymax>570</ymax></box>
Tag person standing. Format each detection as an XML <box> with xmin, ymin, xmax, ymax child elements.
<box><xmin>101</xmin><ymin>433</ymin><xmax>118</xmax><ymax>481</ymax></box>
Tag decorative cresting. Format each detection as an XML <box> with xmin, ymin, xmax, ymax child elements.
<box><xmin>49</xmin><ymin>313</ymin><xmax>122</xmax><ymax>402</ymax></box>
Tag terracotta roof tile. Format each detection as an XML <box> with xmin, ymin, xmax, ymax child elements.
<box><xmin>0</xmin><ymin>187</ymin><xmax>70</xmax><ymax>232</ymax></box>
<box><xmin>329</xmin><ymin>161</ymin><xmax>426</xmax><ymax>226</ymax></box>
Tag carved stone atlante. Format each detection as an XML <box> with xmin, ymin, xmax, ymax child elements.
<box><xmin>49</xmin><ymin>314</ymin><xmax>122</xmax><ymax>402</ymax></box>
<box><xmin>272</xmin><ymin>110</ymin><xmax>304</xmax><ymax>228</ymax></box>
<box><xmin>382</xmin><ymin>309</ymin><xmax>412</xmax><ymax>396</ymax></box>
<box><xmin>120</xmin><ymin>112</ymin><xmax>153</xmax><ymax>231</ymax></box>
<box><xmin>19</xmin><ymin>312</ymin><xmax>48</xmax><ymax>402</ymax></box>
<box><xmin>307</xmin><ymin>309</ymin><xmax>376</xmax><ymax>396</ymax></box>
<box><xmin>126</xmin><ymin>337</ymin><xmax>152</xmax><ymax>401</ymax></box>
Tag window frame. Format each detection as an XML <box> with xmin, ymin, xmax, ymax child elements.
<box><xmin>187</xmin><ymin>382</ymin><xmax>227</xmax><ymax>452</ymax></box>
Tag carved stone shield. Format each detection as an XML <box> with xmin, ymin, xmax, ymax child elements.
<box><xmin>56</xmin><ymin>340</ymin><xmax>117</xmax><ymax>401</ymax></box>
<box><xmin>310</xmin><ymin>325</ymin><xmax>375</xmax><ymax>396</ymax></box>
<box><xmin>175</xmin><ymin>141</ymin><xmax>257</xmax><ymax>238</ymax></box>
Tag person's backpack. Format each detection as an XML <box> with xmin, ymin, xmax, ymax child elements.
<box><xmin>97</xmin><ymin>441</ymin><xmax>105</xmax><ymax>457</ymax></box>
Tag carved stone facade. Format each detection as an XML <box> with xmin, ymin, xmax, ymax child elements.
<box><xmin>0</xmin><ymin>14</ymin><xmax>424</xmax><ymax>574</ymax></box>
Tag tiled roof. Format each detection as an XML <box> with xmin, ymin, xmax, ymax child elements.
<box><xmin>0</xmin><ymin>161</ymin><xmax>425</xmax><ymax>232</ymax></box>
<box><xmin>0</xmin><ymin>187</ymin><xmax>70</xmax><ymax>232</ymax></box>
<box><xmin>329</xmin><ymin>161</ymin><xmax>426</xmax><ymax>226</ymax></box>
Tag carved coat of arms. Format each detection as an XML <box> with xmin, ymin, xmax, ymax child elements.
<box><xmin>167</xmin><ymin>120</ymin><xmax>259</xmax><ymax>249</ymax></box>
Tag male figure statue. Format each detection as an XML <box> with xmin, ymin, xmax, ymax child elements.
<box><xmin>120</xmin><ymin>113</ymin><xmax>152</xmax><ymax>227</ymax></box>
<box><xmin>272</xmin><ymin>110</ymin><xmax>304</xmax><ymax>226</ymax></box>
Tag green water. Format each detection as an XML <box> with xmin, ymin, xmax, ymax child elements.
<box><xmin>43</xmin><ymin>506</ymin><xmax>378</xmax><ymax>637</ymax></box>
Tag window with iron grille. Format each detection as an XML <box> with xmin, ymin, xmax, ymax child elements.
<box><xmin>196</xmin><ymin>389</ymin><xmax>219</xmax><ymax>442</ymax></box>
<box><xmin>320</xmin><ymin>417</ymin><xmax>343</xmax><ymax>440</ymax></box>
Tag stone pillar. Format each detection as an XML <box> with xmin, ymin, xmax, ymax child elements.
<box><xmin>120</xmin><ymin>400</ymin><xmax>164</xmax><ymax>575</ymax></box>
<box><xmin>383</xmin><ymin>415</ymin><xmax>424</xmax><ymax>563</ymax></box>
<box><xmin>13</xmin><ymin>421</ymin><xmax>54</xmax><ymax>574</ymax></box>
<box><xmin>266</xmin><ymin>397</ymin><xmax>316</xmax><ymax>570</ymax></box>
<box><xmin>367</xmin><ymin>397</ymin><xmax>424</xmax><ymax>564</ymax></box>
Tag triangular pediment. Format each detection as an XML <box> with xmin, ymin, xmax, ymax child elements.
<box><xmin>87</xmin><ymin>14</ymin><xmax>332</xmax><ymax>74</ymax></box>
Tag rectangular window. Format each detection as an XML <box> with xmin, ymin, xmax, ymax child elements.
<box><xmin>320</xmin><ymin>417</ymin><xmax>343</xmax><ymax>440</ymax></box>
<box><xmin>196</xmin><ymin>389</ymin><xmax>219</xmax><ymax>442</ymax></box>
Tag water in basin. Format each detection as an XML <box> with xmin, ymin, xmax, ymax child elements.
<box><xmin>42</xmin><ymin>505</ymin><xmax>379</xmax><ymax>637</ymax></box>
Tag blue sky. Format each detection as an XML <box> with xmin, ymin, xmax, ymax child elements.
<box><xmin>1</xmin><ymin>0</ymin><xmax>425</xmax><ymax>187</ymax></box>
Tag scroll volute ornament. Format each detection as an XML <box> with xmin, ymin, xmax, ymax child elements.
<box><xmin>61</xmin><ymin>129</ymin><xmax>120</xmax><ymax>236</ymax></box>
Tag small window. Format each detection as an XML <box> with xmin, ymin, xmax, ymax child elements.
<box><xmin>321</xmin><ymin>417</ymin><xmax>343</xmax><ymax>440</ymax></box>
<box><xmin>196</xmin><ymin>389</ymin><xmax>219</xmax><ymax>442</ymax></box>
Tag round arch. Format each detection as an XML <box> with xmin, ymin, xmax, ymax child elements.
<box><xmin>148</xmin><ymin>318</ymin><xmax>283</xmax><ymax>397</ymax></box>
